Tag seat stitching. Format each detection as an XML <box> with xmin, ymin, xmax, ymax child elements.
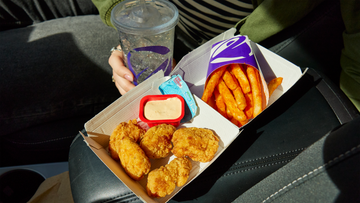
<box><xmin>224</xmin><ymin>159</ymin><xmax>292</xmax><ymax>177</ymax></box>
<box><xmin>233</xmin><ymin>148</ymin><xmax>305</xmax><ymax>165</ymax></box>
<box><xmin>261</xmin><ymin>144</ymin><xmax>360</xmax><ymax>203</ymax></box>
<box><xmin>100</xmin><ymin>192</ymin><xmax>139</xmax><ymax>203</ymax></box>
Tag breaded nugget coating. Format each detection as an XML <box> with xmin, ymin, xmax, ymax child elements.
<box><xmin>147</xmin><ymin>157</ymin><xmax>192</xmax><ymax>198</ymax></box>
<box><xmin>165</xmin><ymin>157</ymin><xmax>192</xmax><ymax>186</ymax></box>
<box><xmin>140</xmin><ymin>124</ymin><xmax>176</xmax><ymax>159</ymax></box>
<box><xmin>109</xmin><ymin>119</ymin><xmax>145</xmax><ymax>160</ymax></box>
<box><xmin>118</xmin><ymin>136</ymin><xmax>151</xmax><ymax>181</ymax></box>
<box><xmin>172</xmin><ymin>127</ymin><xmax>219</xmax><ymax>162</ymax></box>
<box><xmin>146</xmin><ymin>166</ymin><xmax>175</xmax><ymax>198</ymax></box>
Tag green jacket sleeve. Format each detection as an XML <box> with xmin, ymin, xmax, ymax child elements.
<box><xmin>339</xmin><ymin>0</ymin><xmax>360</xmax><ymax>112</ymax></box>
<box><xmin>237</xmin><ymin>0</ymin><xmax>360</xmax><ymax>112</ymax></box>
<box><xmin>91</xmin><ymin>0</ymin><xmax>125</xmax><ymax>28</ymax></box>
<box><xmin>236</xmin><ymin>0</ymin><xmax>325</xmax><ymax>43</ymax></box>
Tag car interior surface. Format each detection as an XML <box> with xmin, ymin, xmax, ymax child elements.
<box><xmin>0</xmin><ymin>0</ymin><xmax>359</xmax><ymax>203</ymax></box>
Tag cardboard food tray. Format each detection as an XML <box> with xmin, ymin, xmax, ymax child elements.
<box><xmin>82</xmin><ymin>28</ymin><xmax>304</xmax><ymax>203</ymax></box>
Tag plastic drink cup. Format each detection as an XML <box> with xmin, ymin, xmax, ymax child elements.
<box><xmin>111</xmin><ymin>0</ymin><xmax>179</xmax><ymax>85</ymax></box>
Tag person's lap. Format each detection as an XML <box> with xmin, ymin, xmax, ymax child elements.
<box><xmin>0</xmin><ymin>0</ymin><xmax>193</xmax><ymax>166</ymax></box>
<box><xmin>0</xmin><ymin>0</ymin><xmax>99</xmax><ymax>31</ymax></box>
<box><xmin>0</xmin><ymin>14</ymin><xmax>121</xmax><ymax>166</ymax></box>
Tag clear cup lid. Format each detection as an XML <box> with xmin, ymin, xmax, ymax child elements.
<box><xmin>111</xmin><ymin>0</ymin><xmax>179</xmax><ymax>35</ymax></box>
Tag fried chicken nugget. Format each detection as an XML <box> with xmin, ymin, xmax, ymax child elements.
<box><xmin>109</xmin><ymin>119</ymin><xmax>145</xmax><ymax>161</ymax></box>
<box><xmin>165</xmin><ymin>157</ymin><xmax>192</xmax><ymax>187</ymax></box>
<box><xmin>147</xmin><ymin>157</ymin><xmax>192</xmax><ymax>198</ymax></box>
<box><xmin>117</xmin><ymin>136</ymin><xmax>151</xmax><ymax>181</ymax></box>
<box><xmin>140</xmin><ymin>124</ymin><xmax>176</xmax><ymax>159</ymax></box>
<box><xmin>172</xmin><ymin>128</ymin><xmax>219</xmax><ymax>162</ymax></box>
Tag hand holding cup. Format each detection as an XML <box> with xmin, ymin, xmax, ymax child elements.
<box><xmin>109</xmin><ymin>45</ymin><xmax>135</xmax><ymax>95</ymax></box>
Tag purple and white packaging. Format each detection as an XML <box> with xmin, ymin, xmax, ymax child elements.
<box><xmin>205</xmin><ymin>35</ymin><xmax>269</xmax><ymax>108</ymax></box>
<box><xmin>207</xmin><ymin>35</ymin><xmax>257</xmax><ymax>78</ymax></box>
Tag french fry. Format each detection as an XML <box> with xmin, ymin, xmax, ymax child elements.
<box><xmin>233</xmin><ymin>86</ymin><xmax>247</xmax><ymax>111</ymax></box>
<box><xmin>224</xmin><ymin>94</ymin><xmax>236</xmax><ymax>123</ymax></box>
<box><xmin>226</xmin><ymin>102</ymin><xmax>244</xmax><ymax>127</ymax></box>
<box><xmin>222</xmin><ymin>70</ymin><xmax>247</xmax><ymax>110</ymax></box>
<box><xmin>222</xmin><ymin>70</ymin><xmax>237</xmax><ymax>90</ymax></box>
<box><xmin>239</xmin><ymin>119</ymin><xmax>248</xmax><ymax>126</ymax></box>
<box><xmin>214</xmin><ymin>88</ymin><xmax>227</xmax><ymax>118</ymax></box>
<box><xmin>226</xmin><ymin>105</ymin><xmax>233</xmax><ymax>120</ymax></box>
<box><xmin>244</xmin><ymin>92</ymin><xmax>253</xmax><ymax>119</ymax></box>
<box><xmin>268</xmin><ymin>77</ymin><xmax>283</xmax><ymax>97</ymax></box>
<box><xmin>246</xmin><ymin>66</ymin><xmax>263</xmax><ymax>118</ymax></box>
<box><xmin>207</xmin><ymin>94</ymin><xmax>217</xmax><ymax>110</ymax></box>
<box><xmin>229</xmin><ymin>64</ymin><xmax>251</xmax><ymax>94</ymax></box>
<box><xmin>201</xmin><ymin>65</ymin><xmax>227</xmax><ymax>103</ymax></box>
<box><xmin>230</xmin><ymin>117</ymin><xmax>239</xmax><ymax>126</ymax></box>
<box><xmin>217</xmin><ymin>79</ymin><xmax>247</xmax><ymax>122</ymax></box>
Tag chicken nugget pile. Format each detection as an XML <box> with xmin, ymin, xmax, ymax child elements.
<box><xmin>201</xmin><ymin>63</ymin><xmax>282</xmax><ymax>127</ymax></box>
<box><xmin>109</xmin><ymin>120</ymin><xmax>220</xmax><ymax>198</ymax></box>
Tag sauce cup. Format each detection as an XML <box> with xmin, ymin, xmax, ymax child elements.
<box><xmin>139</xmin><ymin>94</ymin><xmax>185</xmax><ymax>127</ymax></box>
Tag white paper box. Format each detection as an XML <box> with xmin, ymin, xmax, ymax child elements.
<box><xmin>82</xmin><ymin>28</ymin><xmax>304</xmax><ymax>203</ymax></box>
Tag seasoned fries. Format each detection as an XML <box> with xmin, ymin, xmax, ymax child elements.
<box><xmin>233</xmin><ymin>86</ymin><xmax>247</xmax><ymax>111</ymax></box>
<box><xmin>202</xmin><ymin>63</ymin><xmax>283</xmax><ymax>127</ymax></box>
<box><xmin>201</xmin><ymin>65</ymin><xmax>227</xmax><ymax>103</ymax></box>
<box><xmin>222</xmin><ymin>70</ymin><xmax>246</xmax><ymax>110</ymax></box>
<box><xmin>268</xmin><ymin>77</ymin><xmax>283</xmax><ymax>97</ymax></box>
<box><xmin>217</xmin><ymin>79</ymin><xmax>247</xmax><ymax>123</ymax></box>
<box><xmin>222</xmin><ymin>70</ymin><xmax>237</xmax><ymax>90</ymax></box>
<box><xmin>207</xmin><ymin>94</ymin><xmax>217</xmax><ymax>110</ymax></box>
<box><xmin>214</xmin><ymin>88</ymin><xmax>227</xmax><ymax>118</ymax></box>
<box><xmin>229</xmin><ymin>64</ymin><xmax>251</xmax><ymax>94</ymax></box>
<box><xmin>246</xmin><ymin>66</ymin><xmax>263</xmax><ymax>118</ymax></box>
<box><xmin>244</xmin><ymin>92</ymin><xmax>253</xmax><ymax>119</ymax></box>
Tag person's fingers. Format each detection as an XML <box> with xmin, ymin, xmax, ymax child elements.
<box><xmin>109</xmin><ymin>50</ymin><xmax>133</xmax><ymax>81</ymax></box>
<box><xmin>114</xmin><ymin>79</ymin><xmax>126</xmax><ymax>95</ymax></box>
<box><xmin>113</xmin><ymin>69</ymin><xmax>135</xmax><ymax>95</ymax></box>
<box><xmin>109</xmin><ymin>45</ymin><xmax>136</xmax><ymax>95</ymax></box>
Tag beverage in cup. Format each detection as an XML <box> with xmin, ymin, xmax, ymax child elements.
<box><xmin>111</xmin><ymin>0</ymin><xmax>179</xmax><ymax>85</ymax></box>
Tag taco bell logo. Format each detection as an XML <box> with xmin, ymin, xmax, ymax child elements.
<box><xmin>208</xmin><ymin>36</ymin><xmax>257</xmax><ymax>76</ymax></box>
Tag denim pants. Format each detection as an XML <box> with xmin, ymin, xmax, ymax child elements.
<box><xmin>0</xmin><ymin>0</ymin><xmax>121</xmax><ymax>166</ymax></box>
